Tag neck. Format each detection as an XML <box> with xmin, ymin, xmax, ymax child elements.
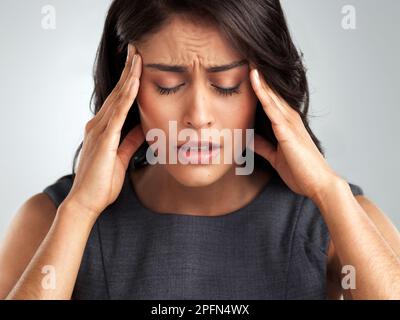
<box><xmin>130</xmin><ymin>163</ymin><xmax>271</xmax><ymax>216</ymax></box>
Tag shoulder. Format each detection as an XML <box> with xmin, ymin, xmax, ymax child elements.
<box><xmin>0</xmin><ymin>174</ymin><xmax>75</xmax><ymax>297</ymax></box>
<box><xmin>325</xmin><ymin>180</ymin><xmax>365</xmax><ymax>263</ymax></box>
<box><xmin>327</xmin><ymin>191</ymin><xmax>400</xmax><ymax>298</ymax></box>
<box><xmin>9</xmin><ymin>191</ymin><xmax>59</xmax><ymax>234</ymax></box>
<box><xmin>0</xmin><ymin>192</ymin><xmax>58</xmax><ymax>298</ymax></box>
<box><xmin>42</xmin><ymin>174</ymin><xmax>74</xmax><ymax>208</ymax></box>
<box><xmin>292</xmin><ymin>180</ymin><xmax>367</xmax><ymax>255</ymax></box>
<box><xmin>353</xmin><ymin>195</ymin><xmax>400</xmax><ymax>255</ymax></box>
<box><xmin>328</xmin><ymin>193</ymin><xmax>400</xmax><ymax>259</ymax></box>
<box><xmin>6</xmin><ymin>183</ymin><xmax>67</xmax><ymax>243</ymax></box>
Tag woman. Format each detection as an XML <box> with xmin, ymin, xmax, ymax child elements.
<box><xmin>1</xmin><ymin>0</ymin><xmax>399</xmax><ymax>300</ymax></box>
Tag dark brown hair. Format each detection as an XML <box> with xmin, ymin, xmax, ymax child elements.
<box><xmin>72</xmin><ymin>0</ymin><xmax>324</xmax><ymax>176</ymax></box>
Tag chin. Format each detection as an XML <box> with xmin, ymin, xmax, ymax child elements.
<box><xmin>166</xmin><ymin>163</ymin><xmax>233</xmax><ymax>188</ymax></box>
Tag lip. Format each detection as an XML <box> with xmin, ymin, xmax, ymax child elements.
<box><xmin>177</xmin><ymin>140</ymin><xmax>221</xmax><ymax>150</ymax></box>
<box><xmin>177</xmin><ymin>141</ymin><xmax>222</xmax><ymax>164</ymax></box>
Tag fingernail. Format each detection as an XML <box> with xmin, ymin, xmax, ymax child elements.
<box><xmin>126</xmin><ymin>45</ymin><xmax>131</xmax><ymax>62</ymax></box>
<box><xmin>253</xmin><ymin>69</ymin><xmax>261</xmax><ymax>86</ymax></box>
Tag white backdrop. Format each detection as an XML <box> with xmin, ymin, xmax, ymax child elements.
<box><xmin>1</xmin><ymin>0</ymin><xmax>399</xmax><ymax>239</ymax></box>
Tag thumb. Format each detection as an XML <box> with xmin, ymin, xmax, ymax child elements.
<box><xmin>117</xmin><ymin>124</ymin><xmax>145</xmax><ymax>171</ymax></box>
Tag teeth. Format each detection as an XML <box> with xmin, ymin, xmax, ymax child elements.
<box><xmin>182</xmin><ymin>145</ymin><xmax>210</xmax><ymax>152</ymax></box>
<box><xmin>189</xmin><ymin>146</ymin><xmax>209</xmax><ymax>151</ymax></box>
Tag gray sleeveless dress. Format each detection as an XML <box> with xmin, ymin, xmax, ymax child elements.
<box><xmin>42</xmin><ymin>169</ymin><xmax>364</xmax><ymax>300</ymax></box>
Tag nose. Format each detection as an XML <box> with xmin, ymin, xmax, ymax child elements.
<box><xmin>182</xmin><ymin>85</ymin><xmax>215</xmax><ymax>129</ymax></box>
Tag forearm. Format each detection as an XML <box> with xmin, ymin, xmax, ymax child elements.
<box><xmin>312</xmin><ymin>177</ymin><xmax>400</xmax><ymax>299</ymax></box>
<box><xmin>6</xmin><ymin>201</ymin><xmax>97</xmax><ymax>300</ymax></box>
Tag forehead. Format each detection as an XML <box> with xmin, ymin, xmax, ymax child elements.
<box><xmin>136</xmin><ymin>14</ymin><xmax>242</xmax><ymax>68</ymax></box>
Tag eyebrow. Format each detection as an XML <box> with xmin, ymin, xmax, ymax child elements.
<box><xmin>144</xmin><ymin>59</ymin><xmax>248</xmax><ymax>73</ymax></box>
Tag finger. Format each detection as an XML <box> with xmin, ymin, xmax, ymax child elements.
<box><xmin>248</xmin><ymin>133</ymin><xmax>276</xmax><ymax>166</ymax></box>
<box><xmin>96</xmin><ymin>50</ymin><xmax>141</xmax><ymax>134</ymax></box>
<box><xmin>103</xmin><ymin>55</ymin><xmax>142</xmax><ymax>142</ymax></box>
<box><xmin>250</xmin><ymin>69</ymin><xmax>286</xmax><ymax>125</ymax></box>
<box><xmin>94</xmin><ymin>44</ymin><xmax>137</xmax><ymax>124</ymax></box>
<box><xmin>252</xmin><ymin>68</ymin><xmax>291</xmax><ymax>117</ymax></box>
<box><xmin>250</xmin><ymin>66</ymin><xmax>298</xmax><ymax>120</ymax></box>
<box><xmin>264</xmin><ymin>83</ymin><xmax>298</xmax><ymax>120</ymax></box>
<box><xmin>117</xmin><ymin>124</ymin><xmax>145</xmax><ymax>171</ymax></box>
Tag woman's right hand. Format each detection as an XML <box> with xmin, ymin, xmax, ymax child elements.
<box><xmin>63</xmin><ymin>43</ymin><xmax>144</xmax><ymax>219</ymax></box>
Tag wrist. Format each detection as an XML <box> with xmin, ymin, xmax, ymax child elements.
<box><xmin>310</xmin><ymin>174</ymin><xmax>348</xmax><ymax>208</ymax></box>
<box><xmin>57</xmin><ymin>198</ymin><xmax>99</xmax><ymax>227</ymax></box>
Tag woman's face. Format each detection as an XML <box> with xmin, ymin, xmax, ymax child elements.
<box><xmin>135</xmin><ymin>14</ymin><xmax>258</xmax><ymax>187</ymax></box>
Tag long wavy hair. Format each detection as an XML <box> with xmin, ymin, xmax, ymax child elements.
<box><xmin>71</xmin><ymin>0</ymin><xmax>324</xmax><ymax>177</ymax></box>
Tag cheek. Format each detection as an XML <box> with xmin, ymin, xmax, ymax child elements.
<box><xmin>217</xmin><ymin>90</ymin><xmax>257</xmax><ymax>151</ymax></box>
<box><xmin>219</xmin><ymin>92</ymin><xmax>257</xmax><ymax>130</ymax></box>
<box><xmin>136</xmin><ymin>83</ymin><xmax>178</xmax><ymax>132</ymax></box>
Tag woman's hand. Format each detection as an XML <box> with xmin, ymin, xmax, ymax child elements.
<box><xmin>248</xmin><ymin>66</ymin><xmax>340</xmax><ymax>200</ymax></box>
<box><xmin>64</xmin><ymin>43</ymin><xmax>144</xmax><ymax>219</ymax></box>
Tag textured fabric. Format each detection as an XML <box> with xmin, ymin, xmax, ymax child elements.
<box><xmin>42</xmin><ymin>170</ymin><xmax>364</xmax><ymax>300</ymax></box>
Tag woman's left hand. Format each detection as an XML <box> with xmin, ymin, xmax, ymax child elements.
<box><xmin>248</xmin><ymin>67</ymin><xmax>341</xmax><ymax>200</ymax></box>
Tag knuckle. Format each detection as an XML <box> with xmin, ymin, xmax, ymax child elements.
<box><xmin>83</xmin><ymin>130</ymin><xmax>94</xmax><ymax>145</ymax></box>
<box><xmin>114</xmin><ymin>82</ymin><xmax>123</xmax><ymax>93</ymax></box>
<box><xmin>113</xmin><ymin>108</ymin><xmax>126</xmax><ymax>121</ymax></box>
<box><xmin>84</xmin><ymin>119</ymin><xmax>95</xmax><ymax>133</ymax></box>
<box><xmin>85</xmin><ymin>125</ymin><xmax>98</xmax><ymax>139</ymax></box>
<box><xmin>118</xmin><ymin>86</ymin><xmax>129</xmax><ymax>98</ymax></box>
<box><xmin>114</xmin><ymin>91</ymin><xmax>126</xmax><ymax>104</ymax></box>
<box><xmin>117</xmin><ymin>94</ymin><xmax>131</xmax><ymax>107</ymax></box>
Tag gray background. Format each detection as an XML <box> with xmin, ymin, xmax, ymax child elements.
<box><xmin>0</xmin><ymin>0</ymin><xmax>399</xmax><ymax>240</ymax></box>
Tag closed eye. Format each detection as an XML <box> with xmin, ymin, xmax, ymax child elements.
<box><xmin>156</xmin><ymin>83</ymin><xmax>241</xmax><ymax>97</ymax></box>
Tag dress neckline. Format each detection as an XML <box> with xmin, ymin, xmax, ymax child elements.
<box><xmin>124</xmin><ymin>168</ymin><xmax>278</xmax><ymax>219</ymax></box>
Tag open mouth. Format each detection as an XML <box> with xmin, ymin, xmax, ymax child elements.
<box><xmin>177</xmin><ymin>141</ymin><xmax>221</xmax><ymax>164</ymax></box>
